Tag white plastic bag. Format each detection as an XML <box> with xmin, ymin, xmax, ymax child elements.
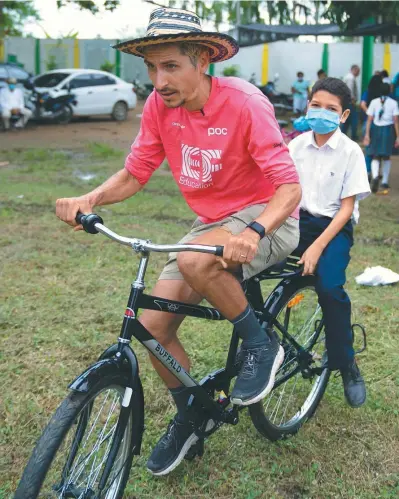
<box><xmin>355</xmin><ymin>266</ymin><xmax>399</xmax><ymax>286</ymax></box>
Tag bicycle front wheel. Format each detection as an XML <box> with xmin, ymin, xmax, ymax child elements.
<box><xmin>15</xmin><ymin>377</ymin><xmax>141</xmax><ymax>499</ymax></box>
<box><xmin>249</xmin><ymin>276</ymin><xmax>330</xmax><ymax>441</ymax></box>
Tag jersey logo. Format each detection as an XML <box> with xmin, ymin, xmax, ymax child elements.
<box><xmin>179</xmin><ymin>144</ymin><xmax>222</xmax><ymax>189</ymax></box>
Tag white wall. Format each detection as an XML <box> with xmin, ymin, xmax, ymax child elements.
<box><xmin>269</xmin><ymin>40</ymin><xmax>323</xmax><ymax>92</ymax></box>
<box><xmin>211</xmin><ymin>41</ymin><xmax>399</xmax><ymax>94</ymax></box>
<box><xmin>4</xmin><ymin>38</ymin><xmax>36</xmax><ymax>74</ymax></box>
<box><xmin>214</xmin><ymin>44</ymin><xmax>264</xmax><ymax>83</ymax></box>
<box><xmin>3</xmin><ymin>37</ymin><xmax>399</xmax><ymax>88</ymax></box>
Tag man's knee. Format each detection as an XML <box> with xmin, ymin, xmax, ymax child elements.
<box><xmin>177</xmin><ymin>251</ymin><xmax>215</xmax><ymax>279</ymax></box>
<box><xmin>1</xmin><ymin>110</ymin><xmax>11</xmax><ymax>119</ymax></box>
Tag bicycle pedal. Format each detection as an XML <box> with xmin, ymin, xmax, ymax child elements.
<box><xmin>185</xmin><ymin>439</ymin><xmax>204</xmax><ymax>461</ymax></box>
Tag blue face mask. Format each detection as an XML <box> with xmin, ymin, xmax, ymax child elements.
<box><xmin>8</xmin><ymin>84</ymin><xmax>16</xmax><ymax>91</ymax></box>
<box><xmin>306</xmin><ymin>108</ymin><xmax>341</xmax><ymax>135</ymax></box>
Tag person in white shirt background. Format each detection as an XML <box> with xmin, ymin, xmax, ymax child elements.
<box><xmin>342</xmin><ymin>64</ymin><xmax>360</xmax><ymax>140</ymax></box>
<box><xmin>364</xmin><ymin>82</ymin><xmax>399</xmax><ymax>192</ymax></box>
<box><xmin>380</xmin><ymin>70</ymin><xmax>391</xmax><ymax>85</ymax></box>
<box><xmin>289</xmin><ymin>77</ymin><xmax>370</xmax><ymax>408</ymax></box>
<box><xmin>0</xmin><ymin>78</ymin><xmax>32</xmax><ymax>131</ymax></box>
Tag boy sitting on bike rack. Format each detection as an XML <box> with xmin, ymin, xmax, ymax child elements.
<box><xmin>288</xmin><ymin>77</ymin><xmax>370</xmax><ymax>408</ymax></box>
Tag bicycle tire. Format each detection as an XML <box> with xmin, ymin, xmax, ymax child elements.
<box><xmin>15</xmin><ymin>375</ymin><xmax>140</xmax><ymax>499</ymax></box>
<box><xmin>249</xmin><ymin>276</ymin><xmax>330</xmax><ymax>441</ymax></box>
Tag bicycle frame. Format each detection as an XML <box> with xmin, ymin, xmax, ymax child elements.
<box><xmin>67</xmin><ymin>215</ymin><xmax>309</xmax><ymax>492</ymax></box>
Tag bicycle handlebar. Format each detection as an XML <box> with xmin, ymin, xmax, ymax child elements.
<box><xmin>75</xmin><ymin>212</ymin><xmax>224</xmax><ymax>257</ymax></box>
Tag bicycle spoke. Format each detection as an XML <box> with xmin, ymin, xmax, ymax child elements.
<box><xmin>260</xmin><ymin>287</ymin><xmax>326</xmax><ymax>428</ymax></box>
<box><xmin>279</xmin><ymin>376</ymin><xmax>299</xmax><ymax>425</ymax></box>
<box><xmin>58</xmin><ymin>390</ymin><xmax>121</xmax><ymax>497</ymax></box>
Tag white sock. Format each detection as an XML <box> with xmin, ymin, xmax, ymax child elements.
<box><xmin>371</xmin><ymin>159</ymin><xmax>380</xmax><ymax>179</ymax></box>
<box><xmin>382</xmin><ymin>160</ymin><xmax>391</xmax><ymax>185</ymax></box>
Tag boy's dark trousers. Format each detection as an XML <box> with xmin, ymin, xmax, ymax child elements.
<box><xmin>293</xmin><ymin>210</ymin><xmax>355</xmax><ymax>370</ymax></box>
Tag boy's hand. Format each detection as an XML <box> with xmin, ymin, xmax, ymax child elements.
<box><xmin>394</xmin><ymin>137</ymin><xmax>399</xmax><ymax>149</ymax></box>
<box><xmin>298</xmin><ymin>242</ymin><xmax>324</xmax><ymax>276</ymax></box>
<box><xmin>363</xmin><ymin>135</ymin><xmax>370</xmax><ymax>146</ymax></box>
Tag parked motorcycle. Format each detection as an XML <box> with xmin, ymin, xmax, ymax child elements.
<box><xmin>24</xmin><ymin>80</ymin><xmax>77</xmax><ymax>125</ymax></box>
<box><xmin>257</xmin><ymin>73</ymin><xmax>293</xmax><ymax>115</ymax></box>
<box><xmin>132</xmin><ymin>72</ymin><xmax>153</xmax><ymax>100</ymax></box>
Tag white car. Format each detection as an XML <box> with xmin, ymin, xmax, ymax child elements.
<box><xmin>33</xmin><ymin>69</ymin><xmax>137</xmax><ymax>121</ymax></box>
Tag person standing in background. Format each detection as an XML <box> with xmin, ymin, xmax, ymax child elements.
<box><xmin>360</xmin><ymin>74</ymin><xmax>383</xmax><ymax>180</ymax></box>
<box><xmin>342</xmin><ymin>64</ymin><xmax>360</xmax><ymax>140</ymax></box>
<box><xmin>364</xmin><ymin>83</ymin><xmax>399</xmax><ymax>192</ymax></box>
<box><xmin>380</xmin><ymin>70</ymin><xmax>390</xmax><ymax>84</ymax></box>
<box><xmin>291</xmin><ymin>71</ymin><xmax>309</xmax><ymax>115</ymax></box>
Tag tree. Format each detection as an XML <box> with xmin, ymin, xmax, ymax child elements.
<box><xmin>323</xmin><ymin>1</ymin><xmax>399</xmax><ymax>29</ymax></box>
<box><xmin>0</xmin><ymin>1</ymin><xmax>40</xmax><ymax>38</ymax></box>
<box><xmin>56</xmin><ymin>0</ymin><xmax>120</xmax><ymax>13</ymax></box>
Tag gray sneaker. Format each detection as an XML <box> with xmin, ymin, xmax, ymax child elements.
<box><xmin>230</xmin><ymin>336</ymin><xmax>284</xmax><ymax>406</ymax></box>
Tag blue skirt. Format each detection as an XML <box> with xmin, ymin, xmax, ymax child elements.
<box><xmin>366</xmin><ymin>124</ymin><xmax>395</xmax><ymax>157</ymax></box>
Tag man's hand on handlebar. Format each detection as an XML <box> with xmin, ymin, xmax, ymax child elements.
<box><xmin>56</xmin><ymin>196</ymin><xmax>94</xmax><ymax>231</ymax></box>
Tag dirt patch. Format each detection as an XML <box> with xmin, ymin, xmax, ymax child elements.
<box><xmin>0</xmin><ymin>102</ymin><xmax>144</xmax><ymax>152</ymax></box>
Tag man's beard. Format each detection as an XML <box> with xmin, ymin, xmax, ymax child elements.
<box><xmin>164</xmin><ymin>98</ymin><xmax>186</xmax><ymax>108</ymax></box>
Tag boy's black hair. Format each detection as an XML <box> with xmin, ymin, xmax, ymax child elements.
<box><xmin>381</xmin><ymin>82</ymin><xmax>390</xmax><ymax>96</ymax></box>
<box><xmin>310</xmin><ymin>77</ymin><xmax>351</xmax><ymax>111</ymax></box>
<box><xmin>381</xmin><ymin>69</ymin><xmax>389</xmax><ymax>78</ymax></box>
<box><xmin>317</xmin><ymin>69</ymin><xmax>326</xmax><ymax>78</ymax></box>
<box><xmin>297</xmin><ymin>71</ymin><xmax>304</xmax><ymax>77</ymax></box>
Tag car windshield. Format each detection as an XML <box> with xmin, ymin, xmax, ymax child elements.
<box><xmin>34</xmin><ymin>72</ymin><xmax>70</xmax><ymax>88</ymax></box>
<box><xmin>0</xmin><ymin>65</ymin><xmax>29</xmax><ymax>81</ymax></box>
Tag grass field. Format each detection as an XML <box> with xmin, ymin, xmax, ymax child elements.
<box><xmin>0</xmin><ymin>145</ymin><xmax>398</xmax><ymax>498</ymax></box>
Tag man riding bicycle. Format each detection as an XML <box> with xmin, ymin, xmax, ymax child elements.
<box><xmin>56</xmin><ymin>7</ymin><xmax>301</xmax><ymax>476</ymax></box>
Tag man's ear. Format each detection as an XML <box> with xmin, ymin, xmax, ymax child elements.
<box><xmin>340</xmin><ymin>109</ymin><xmax>351</xmax><ymax>123</ymax></box>
<box><xmin>199</xmin><ymin>50</ymin><xmax>210</xmax><ymax>74</ymax></box>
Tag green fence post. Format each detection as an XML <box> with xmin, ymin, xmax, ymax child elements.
<box><xmin>35</xmin><ymin>38</ymin><xmax>41</xmax><ymax>75</ymax></box>
<box><xmin>361</xmin><ymin>36</ymin><xmax>374</xmax><ymax>94</ymax></box>
<box><xmin>322</xmin><ymin>43</ymin><xmax>329</xmax><ymax>74</ymax></box>
<box><xmin>115</xmin><ymin>39</ymin><xmax>121</xmax><ymax>77</ymax></box>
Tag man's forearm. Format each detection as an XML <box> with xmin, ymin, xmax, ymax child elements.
<box><xmin>255</xmin><ymin>183</ymin><xmax>301</xmax><ymax>233</ymax></box>
<box><xmin>87</xmin><ymin>168</ymin><xmax>143</xmax><ymax>207</ymax></box>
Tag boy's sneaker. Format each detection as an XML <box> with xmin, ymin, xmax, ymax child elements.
<box><xmin>147</xmin><ymin>416</ymin><xmax>214</xmax><ymax>476</ymax></box>
<box><xmin>381</xmin><ymin>183</ymin><xmax>390</xmax><ymax>189</ymax></box>
<box><xmin>230</xmin><ymin>335</ymin><xmax>284</xmax><ymax>406</ymax></box>
<box><xmin>340</xmin><ymin>360</ymin><xmax>366</xmax><ymax>408</ymax></box>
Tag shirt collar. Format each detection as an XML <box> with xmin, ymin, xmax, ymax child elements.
<box><xmin>306</xmin><ymin>127</ymin><xmax>342</xmax><ymax>150</ymax></box>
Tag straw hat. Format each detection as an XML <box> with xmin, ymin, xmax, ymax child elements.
<box><xmin>113</xmin><ymin>7</ymin><xmax>239</xmax><ymax>63</ymax></box>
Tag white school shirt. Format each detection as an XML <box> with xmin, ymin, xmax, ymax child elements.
<box><xmin>288</xmin><ymin>128</ymin><xmax>370</xmax><ymax>223</ymax></box>
<box><xmin>0</xmin><ymin>87</ymin><xmax>25</xmax><ymax>111</ymax></box>
<box><xmin>367</xmin><ymin>96</ymin><xmax>399</xmax><ymax>126</ymax></box>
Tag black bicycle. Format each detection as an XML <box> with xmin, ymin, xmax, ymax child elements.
<box><xmin>16</xmin><ymin>213</ymin><xmax>333</xmax><ymax>498</ymax></box>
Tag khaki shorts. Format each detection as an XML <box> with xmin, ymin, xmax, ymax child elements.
<box><xmin>159</xmin><ymin>204</ymin><xmax>299</xmax><ymax>281</ymax></box>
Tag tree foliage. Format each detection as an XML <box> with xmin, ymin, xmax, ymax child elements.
<box><xmin>56</xmin><ymin>0</ymin><xmax>120</xmax><ymax>13</ymax></box>
<box><xmin>0</xmin><ymin>1</ymin><xmax>40</xmax><ymax>37</ymax></box>
<box><xmin>323</xmin><ymin>1</ymin><xmax>399</xmax><ymax>29</ymax></box>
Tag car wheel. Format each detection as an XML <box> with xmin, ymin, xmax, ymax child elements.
<box><xmin>112</xmin><ymin>101</ymin><xmax>128</xmax><ymax>121</ymax></box>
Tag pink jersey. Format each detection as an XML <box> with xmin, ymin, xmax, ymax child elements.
<box><xmin>125</xmin><ymin>76</ymin><xmax>299</xmax><ymax>223</ymax></box>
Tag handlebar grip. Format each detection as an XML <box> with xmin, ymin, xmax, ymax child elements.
<box><xmin>75</xmin><ymin>211</ymin><xmax>104</xmax><ymax>234</ymax></box>
<box><xmin>215</xmin><ymin>245</ymin><xmax>224</xmax><ymax>257</ymax></box>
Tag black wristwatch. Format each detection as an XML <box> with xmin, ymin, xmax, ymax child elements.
<box><xmin>247</xmin><ymin>221</ymin><xmax>266</xmax><ymax>239</ymax></box>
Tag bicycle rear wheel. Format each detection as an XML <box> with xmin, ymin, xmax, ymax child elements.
<box><xmin>249</xmin><ymin>276</ymin><xmax>330</xmax><ymax>441</ymax></box>
<box><xmin>15</xmin><ymin>376</ymin><xmax>141</xmax><ymax>498</ymax></box>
